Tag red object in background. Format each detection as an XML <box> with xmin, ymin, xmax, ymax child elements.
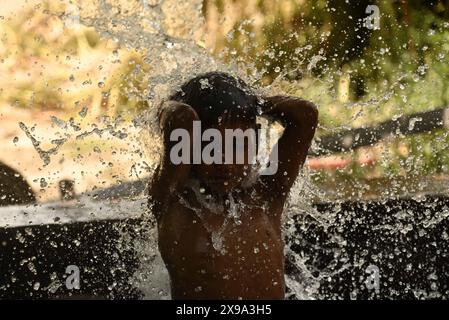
<box><xmin>307</xmin><ymin>150</ymin><xmax>379</xmax><ymax>170</ymax></box>
<box><xmin>307</xmin><ymin>156</ymin><xmax>352</xmax><ymax>170</ymax></box>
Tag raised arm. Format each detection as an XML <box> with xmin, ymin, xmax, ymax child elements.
<box><xmin>148</xmin><ymin>100</ymin><xmax>199</xmax><ymax>218</ymax></box>
<box><xmin>258</xmin><ymin>95</ymin><xmax>318</xmax><ymax>200</ymax></box>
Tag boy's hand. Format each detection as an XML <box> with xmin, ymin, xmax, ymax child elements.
<box><xmin>260</xmin><ymin>95</ymin><xmax>318</xmax><ymax>127</ymax></box>
<box><xmin>159</xmin><ymin>101</ymin><xmax>199</xmax><ymax>132</ymax></box>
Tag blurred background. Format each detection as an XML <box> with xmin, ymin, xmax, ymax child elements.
<box><xmin>1</xmin><ymin>0</ymin><xmax>449</xmax><ymax>202</ymax></box>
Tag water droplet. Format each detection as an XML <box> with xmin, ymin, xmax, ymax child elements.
<box><xmin>78</xmin><ymin>107</ymin><xmax>88</xmax><ymax>118</ymax></box>
<box><xmin>40</xmin><ymin>178</ymin><xmax>48</xmax><ymax>188</ymax></box>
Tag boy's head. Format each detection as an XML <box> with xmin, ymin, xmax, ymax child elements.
<box><xmin>170</xmin><ymin>72</ymin><xmax>260</xmax><ymax>192</ymax></box>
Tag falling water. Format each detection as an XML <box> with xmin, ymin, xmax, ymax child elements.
<box><xmin>69</xmin><ymin>0</ymin><xmax>327</xmax><ymax>299</ymax></box>
<box><xmin>2</xmin><ymin>0</ymin><xmax>449</xmax><ymax>300</ymax></box>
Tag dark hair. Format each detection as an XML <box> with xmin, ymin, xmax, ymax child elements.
<box><xmin>169</xmin><ymin>72</ymin><xmax>259</xmax><ymax>127</ymax></box>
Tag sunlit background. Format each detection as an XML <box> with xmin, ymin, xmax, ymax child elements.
<box><xmin>1</xmin><ymin>0</ymin><xmax>449</xmax><ymax>201</ymax></box>
<box><xmin>1</xmin><ymin>0</ymin><xmax>449</xmax><ymax>300</ymax></box>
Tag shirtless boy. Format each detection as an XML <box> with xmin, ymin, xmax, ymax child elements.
<box><xmin>149</xmin><ymin>72</ymin><xmax>318</xmax><ymax>299</ymax></box>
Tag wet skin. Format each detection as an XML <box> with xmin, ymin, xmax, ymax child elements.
<box><xmin>150</xmin><ymin>96</ymin><xmax>318</xmax><ymax>299</ymax></box>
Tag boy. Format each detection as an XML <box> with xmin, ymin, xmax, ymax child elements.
<box><xmin>149</xmin><ymin>72</ymin><xmax>318</xmax><ymax>299</ymax></box>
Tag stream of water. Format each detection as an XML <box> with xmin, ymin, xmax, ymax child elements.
<box><xmin>5</xmin><ymin>0</ymin><xmax>449</xmax><ymax>300</ymax></box>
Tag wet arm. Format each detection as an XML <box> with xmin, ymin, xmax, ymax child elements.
<box><xmin>259</xmin><ymin>95</ymin><xmax>318</xmax><ymax>198</ymax></box>
<box><xmin>149</xmin><ymin>100</ymin><xmax>199</xmax><ymax>204</ymax></box>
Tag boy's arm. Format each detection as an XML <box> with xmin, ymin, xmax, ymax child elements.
<box><xmin>258</xmin><ymin>95</ymin><xmax>318</xmax><ymax>199</ymax></box>
<box><xmin>149</xmin><ymin>100</ymin><xmax>199</xmax><ymax>211</ymax></box>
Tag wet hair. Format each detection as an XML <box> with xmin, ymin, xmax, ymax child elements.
<box><xmin>169</xmin><ymin>72</ymin><xmax>259</xmax><ymax>127</ymax></box>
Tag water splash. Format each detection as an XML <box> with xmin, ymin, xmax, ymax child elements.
<box><xmin>7</xmin><ymin>0</ymin><xmax>448</xmax><ymax>300</ymax></box>
<box><xmin>19</xmin><ymin>122</ymin><xmax>67</xmax><ymax>166</ymax></box>
<box><xmin>58</xmin><ymin>0</ymin><xmax>329</xmax><ymax>299</ymax></box>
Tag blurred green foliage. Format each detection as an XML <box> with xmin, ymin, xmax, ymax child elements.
<box><xmin>203</xmin><ymin>0</ymin><xmax>449</xmax><ymax>189</ymax></box>
<box><xmin>0</xmin><ymin>1</ymin><xmax>148</xmax><ymax>117</ymax></box>
<box><xmin>2</xmin><ymin>0</ymin><xmax>449</xmax><ymax>193</ymax></box>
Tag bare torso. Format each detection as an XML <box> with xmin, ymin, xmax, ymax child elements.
<box><xmin>151</xmin><ymin>93</ymin><xmax>318</xmax><ymax>300</ymax></box>
<box><xmin>156</xmin><ymin>181</ymin><xmax>285</xmax><ymax>299</ymax></box>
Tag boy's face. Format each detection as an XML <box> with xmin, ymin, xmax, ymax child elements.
<box><xmin>192</xmin><ymin>118</ymin><xmax>257</xmax><ymax>193</ymax></box>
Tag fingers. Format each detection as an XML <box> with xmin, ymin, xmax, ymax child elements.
<box><xmin>261</xmin><ymin>95</ymin><xmax>289</xmax><ymax>109</ymax></box>
<box><xmin>159</xmin><ymin>100</ymin><xmax>199</xmax><ymax>130</ymax></box>
<box><xmin>260</xmin><ymin>95</ymin><xmax>318</xmax><ymax>128</ymax></box>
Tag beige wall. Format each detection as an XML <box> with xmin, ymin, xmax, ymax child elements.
<box><xmin>0</xmin><ymin>0</ymin><xmax>40</xmax><ymax>17</ymax></box>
